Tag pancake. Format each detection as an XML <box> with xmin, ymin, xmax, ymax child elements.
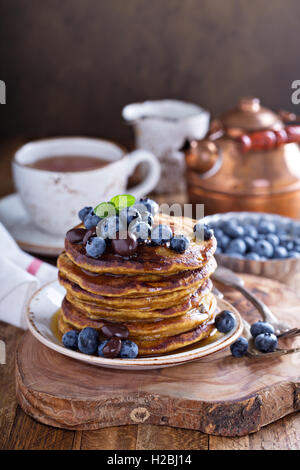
<box><xmin>60</xmin><ymin>293</ymin><xmax>216</xmax><ymax>340</ymax></box>
<box><xmin>65</xmin><ymin>213</ymin><xmax>217</xmax><ymax>275</ymax></box>
<box><xmin>58</xmin><ymin>251</ymin><xmax>217</xmax><ymax>297</ymax></box>
<box><xmin>59</xmin><ymin>274</ymin><xmax>213</xmax><ymax>311</ymax></box>
<box><xmin>58</xmin><ymin>311</ymin><xmax>216</xmax><ymax>356</ymax></box>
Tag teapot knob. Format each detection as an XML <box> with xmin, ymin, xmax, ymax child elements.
<box><xmin>238</xmin><ymin>97</ymin><xmax>261</xmax><ymax>112</ymax></box>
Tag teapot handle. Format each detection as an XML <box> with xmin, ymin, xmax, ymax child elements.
<box><xmin>196</xmin><ymin>142</ymin><xmax>223</xmax><ymax>179</ymax></box>
<box><xmin>236</xmin><ymin>126</ymin><xmax>300</xmax><ymax>153</ymax></box>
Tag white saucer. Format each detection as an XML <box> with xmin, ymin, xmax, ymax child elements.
<box><xmin>27</xmin><ymin>280</ymin><xmax>243</xmax><ymax>370</ymax></box>
<box><xmin>0</xmin><ymin>193</ymin><xmax>64</xmax><ymax>256</ymax></box>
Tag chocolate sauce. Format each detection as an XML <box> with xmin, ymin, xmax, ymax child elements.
<box><xmin>27</xmin><ymin>155</ymin><xmax>109</xmax><ymax>172</ymax></box>
<box><xmin>83</xmin><ymin>228</ymin><xmax>97</xmax><ymax>245</ymax></box>
<box><xmin>66</xmin><ymin>228</ymin><xmax>87</xmax><ymax>244</ymax></box>
<box><xmin>102</xmin><ymin>336</ymin><xmax>122</xmax><ymax>358</ymax></box>
<box><xmin>111</xmin><ymin>231</ymin><xmax>138</xmax><ymax>257</ymax></box>
<box><xmin>101</xmin><ymin>323</ymin><xmax>129</xmax><ymax>340</ymax></box>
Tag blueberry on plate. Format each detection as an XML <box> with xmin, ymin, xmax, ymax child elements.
<box><xmin>250</xmin><ymin>321</ymin><xmax>275</xmax><ymax>337</ymax></box>
<box><xmin>227</xmin><ymin>238</ymin><xmax>247</xmax><ymax>255</ymax></box>
<box><xmin>273</xmin><ymin>245</ymin><xmax>288</xmax><ymax>259</ymax></box>
<box><xmin>62</xmin><ymin>330</ymin><xmax>79</xmax><ymax>350</ymax></box>
<box><xmin>215</xmin><ymin>310</ymin><xmax>237</xmax><ymax>333</ymax></box>
<box><xmin>254</xmin><ymin>332</ymin><xmax>278</xmax><ymax>353</ymax></box>
<box><xmin>78</xmin><ymin>327</ymin><xmax>99</xmax><ymax>355</ymax></box>
<box><xmin>253</xmin><ymin>240</ymin><xmax>274</xmax><ymax>258</ymax></box>
<box><xmin>119</xmin><ymin>340</ymin><xmax>139</xmax><ymax>358</ymax></box>
<box><xmin>136</xmin><ymin>197</ymin><xmax>159</xmax><ymax>216</ymax></box>
<box><xmin>230</xmin><ymin>337</ymin><xmax>248</xmax><ymax>357</ymax></box>
<box><xmin>193</xmin><ymin>223</ymin><xmax>214</xmax><ymax>241</ymax></box>
<box><xmin>86</xmin><ymin>236</ymin><xmax>106</xmax><ymax>258</ymax></box>
<box><xmin>78</xmin><ymin>206</ymin><xmax>93</xmax><ymax>222</ymax></box>
<box><xmin>243</xmin><ymin>224</ymin><xmax>258</xmax><ymax>239</ymax></box>
<box><xmin>170</xmin><ymin>234</ymin><xmax>190</xmax><ymax>253</ymax></box>
<box><xmin>222</xmin><ymin>220</ymin><xmax>245</xmax><ymax>238</ymax></box>
<box><xmin>257</xmin><ymin>220</ymin><xmax>276</xmax><ymax>234</ymax></box>
<box><xmin>98</xmin><ymin>340</ymin><xmax>108</xmax><ymax>357</ymax></box>
<box><xmin>84</xmin><ymin>212</ymin><xmax>101</xmax><ymax>230</ymax></box>
<box><xmin>151</xmin><ymin>224</ymin><xmax>173</xmax><ymax>245</ymax></box>
<box><xmin>245</xmin><ymin>252</ymin><xmax>260</xmax><ymax>260</ymax></box>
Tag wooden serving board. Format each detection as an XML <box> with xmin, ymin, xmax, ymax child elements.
<box><xmin>16</xmin><ymin>274</ymin><xmax>300</xmax><ymax>437</ymax></box>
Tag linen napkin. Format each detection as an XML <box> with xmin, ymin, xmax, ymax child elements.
<box><xmin>0</xmin><ymin>222</ymin><xmax>58</xmax><ymax>329</ymax></box>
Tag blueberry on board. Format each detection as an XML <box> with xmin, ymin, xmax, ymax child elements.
<box><xmin>243</xmin><ymin>224</ymin><xmax>258</xmax><ymax>239</ymax></box>
<box><xmin>244</xmin><ymin>236</ymin><xmax>255</xmax><ymax>252</ymax></box>
<box><xmin>250</xmin><ymin>321</ymin><xmax>275</xmax><ymax>337</ymax></box>
<box><xmin>254</xmin><ymin>332</ymin><xmax>278</xmax><ymax>353</ymax></box>
<box><xmin>222</xmin><ymin>220</ymin><xmax>245</xmax><ymax>238</ymax></box>
<box><xmin>78</xmin><ymin>327</ymin><xmax>99</xmax><ymax>355</ymax></box>
<box><xmin>266</xmin><ymin>233</ymin><xmax>280</xmax><ymax>247</ymax></box>
<box><xmin>245</xmin><ymin>252</ymin><xmax>260</xmax><ymax>260</ymax></box>
<box><xmin>98</xmin><ymin>340</ymin><xmax>108</xmax><ymax>357</ymax></box>
<box><xmin>273</xmin><ymin>245</ymin><xmax>288</xmax><ymax>259</ymax></box>
<box><xmin>193</xmin><ymin>223</ymin><xmax>214</xmax><ymax>241</ymax></box>
<box><xmin>84</xmin><ymin>213</ymin><xmax>101</xmax><ymax>230</ymax></box>
<box><xmin>227</xmin><ymin>238</ymin><xmax>247</xmax><ymax>255</ymax></box>
<box><xmin>78</xmin><ymin>206</ymin><xmax>93</xmax><ymax>222</ymax></box>
<box><xmin>151</xmin><ymin>224</ymin><xmax>173</xmax><ymax>245</ymax></box>
<box><xmin>129</xmin><ymin>221</ymin><xmax>151</xmax><ymax>242</ymax></box>
<box><xmin>230</xmin><ymin>337</ymin><xmax>248</xmax><ymax>357</ymax></box>
<box><xmin>137</xmin><ymin>197</ymin><xmax>159</xmax><ymax>215</ymax></box>
<box><xmin>253</xmin><ymin>240</ymin><xmax>274</xmax><ymax>258</ymax></box>
<box><xmin>215</xmin><ymin>310</ymin><xmax>237</xmax><ymax>333</ymax></box>
<box><xmin>257</xmin><ymin>220</ymin><xmax>276</xmax><ymax>234</ymax></box>
<box><xmin>170</xmin><ymin>234</ymin><xmax>190</xmax><ymax>253</ymax></box>
<box><xmin>119</xmin><ymin>340</ymin><xmax>139</xmax><ymax>358</ymax></box>
<box><xmin>86</xmin><ymin>236</ymin><xmax>106</xmax><ymax>258</ymax></box>
<box><xmin>62</xmin><ymin>330</ymin><xmax>79</xmax><ymax>351</ymax></box>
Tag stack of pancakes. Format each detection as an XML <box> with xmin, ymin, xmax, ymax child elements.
<box><xmin>57</xmin><ymin>213</ymin><xmax>218</xmax><ymax>357</ymax></box>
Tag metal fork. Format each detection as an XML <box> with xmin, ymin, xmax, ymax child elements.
<box><xmin>212</xmin><ymin>266</ymin><xmax>291</xmax><ymax>335</ymax></box>
<box><xmin>212</xmin><ymin>286</ymin><xmax>300</xmax><ymax>358</ymax></box>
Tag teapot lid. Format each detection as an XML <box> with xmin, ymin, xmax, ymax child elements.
<box><xmin>219</xmin><ymin>97</ymin><xmax>283</xmax><ymax>132</ymax></box>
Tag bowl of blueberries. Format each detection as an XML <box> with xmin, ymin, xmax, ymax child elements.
<box><xmin>203</xmin><ymin>212</ymin><xmax>300</xmax><ymax>286</ymax></box>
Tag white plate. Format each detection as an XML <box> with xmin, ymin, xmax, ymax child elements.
<box><xmin>0</xmin><ymin>193</ymin><xmax>64</xmax><ymax>256</ymax></box>
<box><xmin>26</xmin><ymin>280</ymin><xmax>243</xmax><ymax>370</ymax></box>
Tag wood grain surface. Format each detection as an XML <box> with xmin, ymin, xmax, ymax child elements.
<box><xmin>13</xmin><ymin>274</ymin><xmax>300</xmax><ymax>439</ymax></box>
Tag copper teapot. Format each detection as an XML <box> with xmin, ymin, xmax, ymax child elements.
<box><xmin>185</xmin><ymin>97</ymin><xmax>300</xmax><ymax>218</ymax></box>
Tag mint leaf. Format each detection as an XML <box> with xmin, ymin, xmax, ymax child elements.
<box><xmin>110</xmin><ymin>194</ymin><xmax>135</xmax><ymax>213</ymax></box>
<box><xmin>94</xmin><ymin>201</ymin><xmax>116</xmax><ymax>218</ymax></box>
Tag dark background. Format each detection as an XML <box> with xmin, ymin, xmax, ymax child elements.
<box><xmin>1</xmin><ymin>0</ymin><xmax>300</xmax><ymax>147</ymax></box>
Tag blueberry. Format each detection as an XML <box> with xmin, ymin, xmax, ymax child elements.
<box><xmin>213</xmin><ymin>228</ymin><xmax>224</xmax><ymax>240</ymax></box>
<box><xmin>222</xmin><ymin>221</ymin><xmax>245</xmax><ymax>238</ymax></box>
<box><xmin>140</xmin><ymin>211</ymin><xmax>154</xmax><ymax>226</ymax></box>
<box><xmin>243</xmin><ymin>224</ymin><xmax>258</xmax><ymax>239</ymax></box>
<box><xmin>266</xmin><ymin>233</ymin><xmax>280</xmax><ymax>247</ymax></box>
<box><xmin>254</xmin><ymin>332</ymin><xmax>278</xmax><ymax>353</ymax></box>
<box><xmin>170</xmin><ymin>234</ymin><xmax>190</xmax><ymax>253</ymax></box>
<box><xmin>287</xmin><ymin>251</ymin><xmax>300</xmax><ymax>258</ymax></box>
<box><xmin>86</xmin><ymin>236</ymin><xmax>106</xmax><ymax>258</ymax></box>
<box><xmin>62</xmin><ymin>330</ymin><xmax>79</xmax><ymax>350</ymax></box>
<box><xmin>215</xmin><ymin>310</ymin><xmax>237</xmax><ymax>333</ymax></box>
<box><xmin>245</xmin><ymin>252</ymin><xmax>260</xmax><ymax>260</ymax></box>
<box><xmin>78</xmin><ymin>327</ymin><xmax>99</xmax><ymax>355</ymax></box>
<box><xmin>278</xmin><ymin>235</ymin><xmax>293</xmax><ymax>250</ymax></box>
<box><xmin>136</xmin><ymin>198</ymin><xmax>159</xmax><ymax>216</ymax></box>
<box><xmin>96</xmin><ymin>215</ymin><xmax>126</xmax><ymax>239</ymax></box>
<box><xmin>250</xmin><ymin>321</ymin><xmax>275</xmax><ymax>337</ymax></box>
<box><xmin>258</xmin><ymin>220</ymin><xmax>276</xmax><ymax>234</ymax></box>
<box><xmin>226</xmin><ymin>238</ymin><xmax>247</xmax><ymax>255</ymax></box>
<box><xmin>253</xmin><ymin>240</ymin><xmax>274</xmax><ymax>258</ymax></box>
<box><xmin>273</xmin><ymin>245</ymin><xmax>288</xmax><ymax>259</ymax></box>
<box><xmin>98</xmin><ymin>340</ymin><xmax>108</xmax><ymax>357</ymax></box>
<box><xmin>224</xmin><ymin>251</ymin><xmax>243</xmax><ymax>258</ymax></box>
<box><xmin>120</xmin><ymin>207</ymin><xmax>141</xmax><ymax>226</ymax></box>
<box><xmin>151</xmin><ymin>224</ymin><xmax>173</xmax><ymax>245</ymax></box>
<box><xmin>215</xmin><ymin>247</ymin><xmax>222</xmax><ymax>254</ymax></box>
<box><xmin>119</xmin><ymin>340</ymin><xmax>139</xmax><ymax>358</ymax></box>
<box><xmin>84</xmin><ymin>213</ymin><xmax>101</xmax><ymax>230</ymax></box>
<box><xmin>230</xmin><ymin>337</ymin><xmax>248</xmax><ymax>357</ymax></box>
<box><xmin>218</xmin><ymin>234</ymin><xmax>230</xmax><ymax>250</ymax></box>
<box><xmin>78</xmin><ymin>206</ymin><xmax>93</xmax><ymax>222</ymax></box>
<box><xmin>294</xmin><ymin>245</ymin><xmax>300</xmax><ymax>253</ymax></box>
<box><xmin>129</xmin><ymin>221</ymin><xmax>151</xmax><ymax>242</ymax></box>
<box><xmin>244</xmin><ymin>236</ymin><xmax>255</xmax><ymax>252</ymax></box>
<box><xmin>193</xmin><ymin>223</ymin><xmax>214</xmax><ymax>241</ymax></box>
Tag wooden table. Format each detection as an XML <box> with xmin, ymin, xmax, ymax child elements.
<box><xmin>1</xmin><ymin>139</ymin><xmax>300</xmax><ymax>450</ymax></box>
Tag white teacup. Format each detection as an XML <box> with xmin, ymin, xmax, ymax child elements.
<box><xmin>12</xmin><ymin>137</ymin><xmax>160</xmax><ymax>236</ymax></box>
